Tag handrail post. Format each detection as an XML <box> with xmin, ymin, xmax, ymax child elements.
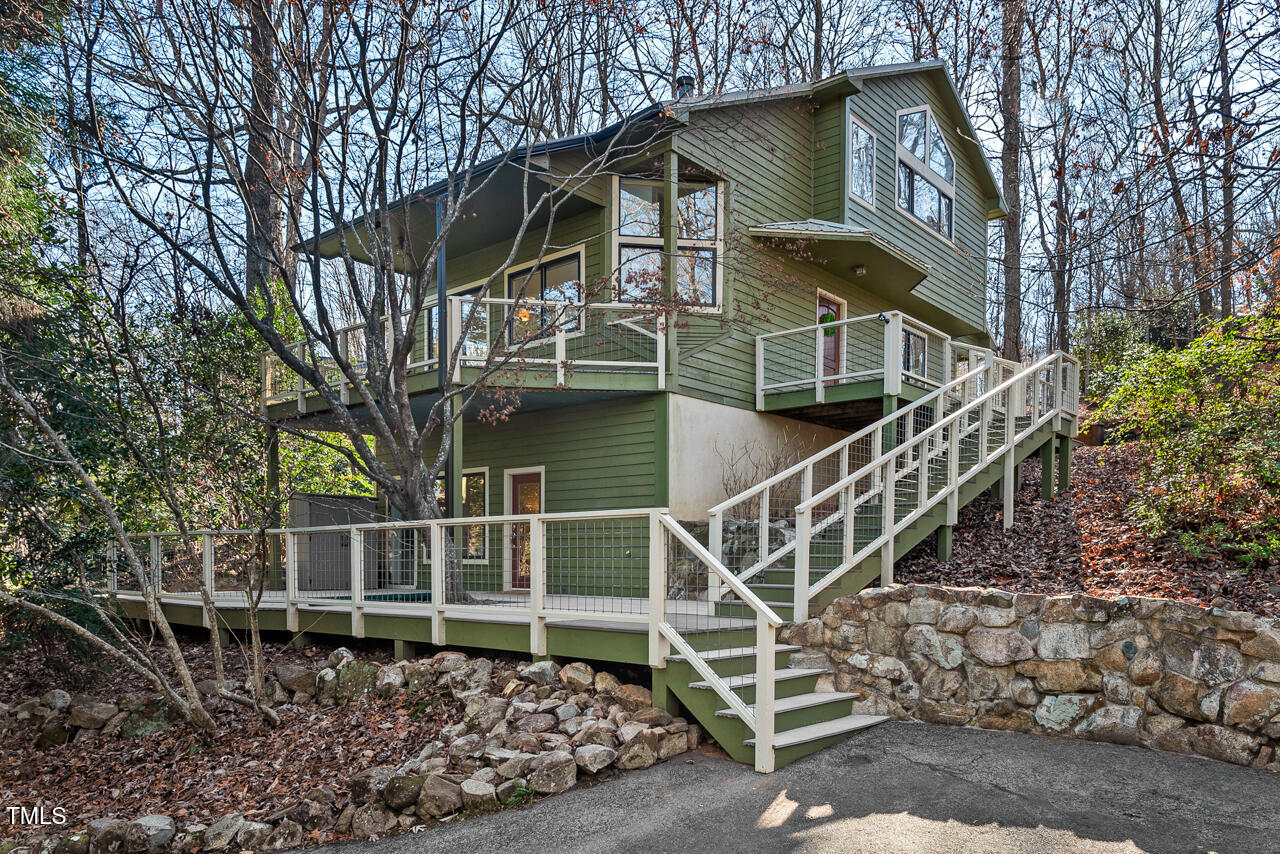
<box><xmin>1002</xmin><ymin>375</ymin><xmax>1016</xmax><ymax>531</ymax></box>
<box><xmin>754</xmin><ymin>613</ymin><xmax>776</xmax><ymax>773</ymax></box>
<box><xmin>530</xmin><ymin>516</ymin><xmax>547</xmax><ymax>657</ymax></box>
<box><xmin>755</xmin><ymin>334</ymin><xmax>764</xmax><ymax>410</ymax></box>
<box><xmin>946</xmin><ymin>415</ymin><xmax>960</xmax><ymax>526</ymax></box>
<box><xmin>884</xmin><ymin>312</ymin><xmax>903</xmax><ymax>397</ymax></box>
<box><xmin>757</xmin><ymin>483</ymin><xmax>771</xmax><ymax>566</ymax></box>
<box><xmin>555</xmin><ymin>327</ymin><xmax>566</xmax><ymax>387</ymax></box>
<box><xmin>350</xmin><ymin>526</ymin><xmax>365</xmax><ymax>638</ymax></box>
<box><xmin>880</xmin><ymin>460</ymin><xmax>896</xmax><ymax>586</ymax></box>
<box><xmin>842</xmin><ymin>481</ymin><xmax>856</xmax><ymax>566</ymax></box>
<box><xmin>284</xmin><ymin>531</ymin><xmax>299</xmax><ymax>633</ymax></box>
<box><xmin>793</xmin><ymin>508</ymin><xmax>811</xmax><ymax>621</ymax></box>
<box><xmin>201</xmin><ymin>533</ymin><xmax>214</xmax><ymax>595</ymax></box>
<box><xmin>708</xmin><ymin>509</ymin><xmax>725</xmax><ymax>602</ymax></box>
<box><xmin>430</xmin><ymin>523</ymin><xmax>445</xmax><ymax>646</ymax></box>
<box><xmin>648</xmin><ymin>511</ymin><xmax>668</xmax><ymax>667</ymax></box>
<box><xmin>151</xmin><ymin>535</ymin><xmax>162</xmax><ymax>594</ymax></box>
<box><xmin>657</xmin><ymin>313</ymin><xmax>667</xmax><ymax>391</ymax></box>
<box><xmin>814</xmin><ymin>325</ymin><xmax>825</xmax><ymax>403</ymax></box>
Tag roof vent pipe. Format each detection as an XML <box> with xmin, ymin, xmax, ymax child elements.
<box><xmin>674</xmin><ymin>75</ymin><xmax>696</xmax><ymax>99</ymax></box>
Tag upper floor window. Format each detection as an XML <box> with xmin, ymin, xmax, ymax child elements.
<box><xmin>848</xmin><ymin>113</ymin><xmax>875</xmax><ymax>206</ymax></box>
<box><xmin>616</xmin><ymin>178</ymin><xmax>720</xmax><ymax>308</ymax></box>
<box><xmin>896</xmin><ymin>107</ymin><xmax>954</xmax><ymax>240</ymax></box>
<box><xmin>506</xmin><ymin>252</ymin><xmax>583</xmax><ymax>337</ymax></box>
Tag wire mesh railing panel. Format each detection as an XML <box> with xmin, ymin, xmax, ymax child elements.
<box><xmin>662</xmin><ymin>524</ymin><xmax>757</xmax><ymax>708</ymax></box>
<box><xmin>843</xmin><ymin>319</ymin><xmax>884</xmax><ymax>377</ymax></box>
<box><xmin>157</xmin><ymin>535</ymin><xmax>201</xmax><ymax>593</ymax></box>
<box><xmin>544</xmin><ymin>516</ymin><xmax>649</xmax><ymax>615</ymax></box>
<box><xmin>115</xmin><ymin>538</ymin><xmax>149</xmax><ymax>591</ymax></box>
<box><xmin>294</xmin><ymin>530</ymin><xmax>354</xmax><ymax>600</ymax></box>
<box><xmin>453</xmin><ymin>298</ymin><xmax>662</xmax><ymax>379</ymax></box>
<box><xmin>439</xmin><ymin>520</ymin><xmax>526</xmax><ymax>610</ymax></box>
<box><xmin>360</xmin><ymin>526</ymin><xmax>430</xmax><ymax>604</ymax></box>
<box><xmin>760</xmin><ymin>329</ymin><xmax>815</xmax><ymax>390</ymax></box>
<box><xmin>210</xmin><ymin>533</ymin><xmax>279</xmax><ymax>597</ymax></box>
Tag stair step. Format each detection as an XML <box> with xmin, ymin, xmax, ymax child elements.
<box><xmin>744</xmin><ymin>714</ymin><xmax>889</xmax><ymax>748</ymax></box>
<box><xmin>667</xmin><ymin>644</ymin><xmax>800</xmax><ymax>663</ymax></box>
<box><xmin>689</xmin><ymin>667</ymin><xmax>826</xmax><ymax>692</ymax></box>
<box><xmin>715</xmin><ymin>691</ymin><xmax>858</xmax><ymax>719</ymax></box>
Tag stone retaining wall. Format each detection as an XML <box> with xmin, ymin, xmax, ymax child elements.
<box><xmin>781</xmin><ymin>585</ymin><xmax>1280</xmax><ymax>772</ymax></box>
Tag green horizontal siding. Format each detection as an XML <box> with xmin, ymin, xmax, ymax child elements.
<box><xmin>835</xmin><ymin>74</ymin><xmax>989</xmax><ymax>333</ymax></box>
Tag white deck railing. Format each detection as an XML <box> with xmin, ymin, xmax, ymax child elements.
<box><xmin>755</xmin><ymin>310</ymin><xmax>958</xmax><ymax>409</ymax></box>
<box><xmin>717</xmin><ymin>337</ymin><xmax>1019</xmax><ymax>587</ymax></box>
<box><xmin>108</xmin><ymin>508</ymin><xmax>783</xmax><ymax>772</ymax></box>
<box><xmin>262</xmin><ymin>298</ymin><xmax>666</xmax><ymax>409</ymax></box>
<box><xmin>788</xmin><ymin>351</ymin><xmax>1079</xmax><ymax>620</ymax></box>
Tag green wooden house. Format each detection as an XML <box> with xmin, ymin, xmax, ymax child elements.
<box><xmin>119</xmin><ymin>61</ymin><xmax>1079</xmax><ymax>772</ymax></box>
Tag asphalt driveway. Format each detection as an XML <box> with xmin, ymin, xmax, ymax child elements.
<box><xmin>311</xmin><ymin>721</ymin><xmax>1280</xmax><ymax>854</ymax></box>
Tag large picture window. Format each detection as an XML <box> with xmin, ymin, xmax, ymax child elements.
<box><xmin>616</xmin><ymin>178</ymin><xmax>720</xmax><ymax>308</ymax></box>
<box><xmin>896</xmin><ymin>107</ymin><xmax>955</xmax><ymax>240</ymax></box>
<box><xmin>848</xmin><ymin>113</ymin><xmax>875</xmax><ymax>206</ymax></box>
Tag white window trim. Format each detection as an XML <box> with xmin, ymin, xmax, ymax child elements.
<box><xmin>459</xmin><ymin>466</ymin><xmax>490</xmax><ymax>565</ymax></box>
<box><xmin>503</xmin><ymin>245</ymin><xmax>590</xmax><ymax>350</ymax></box>
<box><xmin>846</xmin><ymin>105</ymin><xmax>876</xmax><ymax>211</ymax></box>
<box><xmin>502</xmin><ymin>465</ymin><xmax>545</xmax><ymax>592</ymax></box>
<box><xmin>611</xmin><ymin>175</ymin><xmax>725</xmax><ymax>313</ymax></box>
<box><xmin>422</xmin><ymin>466</ymin><xmax>490</xmax><ymax>565</ymax></box>
<box><xmin>894</xmin><ymin>105</ymin><xmax>956</xmax><ymax>246</ymax></box>
<box><xmin>902</xmin><ymin>327</ymin><xmax>929</xmax><ymax>383</ymax></box>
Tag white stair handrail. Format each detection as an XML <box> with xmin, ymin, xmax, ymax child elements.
<box><xmin>790</xmin><ymin>352</ymin><xmax>1074</xmax><ymax>620</ymax></box>
<box><xmin>709</xmin><ymin>350</ymin><xmax>1010</xmax><ymax>583</ymax></box>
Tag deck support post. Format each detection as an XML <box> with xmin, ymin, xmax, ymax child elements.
<box><xmin>936</xmin><ymin>525</ymin><xmax>953</xmax><ymax>561</ymax></box>
<box><xmin>662</xmin><ymin>148</ymin><xmax>680</xmax><ymax>389</ymax></box>
<box><xmin>880</xmin><ymin>461</ymin><xmax>895</xmax><ymax>586</ymax></box>
<box><xmin>1002</xmin><ymin>454</ymin><xmax>1015</xmax><ymax>531</ymax></box>
<box><xmin>394</xmin><ymin>640</ymin><xmax>417</xmax><ymax>660</ymax></box>
<box><xmin>290</xmin><ymin>632</ymin><xmax>313</xmax><ymax>649</ymax></box>
<box><xmin>1040</xmin><ymin>441</ymin><xmax>1056</xmax><ymax>500</ymax></box>
<box><xmin>1057</xmin><ymin>435</ymin><xmax>1072</xmax><ymax>494</ymax></box>
<box><xmin>217</xmin><ymin>627</ymin><xmax>232</xmax><ymax>649</ymax></box>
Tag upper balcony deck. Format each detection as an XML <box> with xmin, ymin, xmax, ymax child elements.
<box><xmin>755</xmin><ymin>311</ymin><xmax>995</xmax><ymax>425</ymax></box>
<box><xmin>262</xmin><ymin>296</ymin><xmax>667</xmax><ymax>420</ymax></box>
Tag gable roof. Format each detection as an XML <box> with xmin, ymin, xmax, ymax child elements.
<box><xmin>674</xmin><ymin>61</ymin><xmax>1005</xmax><ymax>217</ymax></box>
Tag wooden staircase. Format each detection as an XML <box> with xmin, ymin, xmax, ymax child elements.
<box><xmin>660</xmin><ymin>351</ymin><xmax>1078</xmax><ymax>771</ymax></box>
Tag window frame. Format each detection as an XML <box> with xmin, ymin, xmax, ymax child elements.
<box><xmin>902</xmin><ymin>327</ymin><xmax>928</xmax><ymax>381</ymax></box>
<box><xmin>611</xmin><ymin>175</ymin><xmax>724</xmax><ymax>312</ymax></box>
<box><xmin>429</xmin><ymin>466</ymin><xmax>490</xmax><ymax>564</ymax></box>
<box><xmin>503</xmin><ymin>245</ymin><xmax>588</xmax><ymax>346</ymax></box>
<box><xmin>846</xmin><ymin>107</ymin><xmax>877</xmax><ymax>210</ymax></box>
<box><xmin>894</xmin><ymin>105</ymin><xmax>956</xmax><ymax>244</ymax></box>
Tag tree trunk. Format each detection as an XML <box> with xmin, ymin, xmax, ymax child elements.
<box><xmin>243</xmin><ymin>0</ymin><xmax>282</xmax><ymax>299</ymax></box>
<box><xmin>1216</xmin><ymin>0</ymin><xmax>1236</xmax><ymax>319</ymax></box>
<box><xmin>999</xmin><ymin>0</ymin><xmax>1026</xmax><ymax>360</ymax></box>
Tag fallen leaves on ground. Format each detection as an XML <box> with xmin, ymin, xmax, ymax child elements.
<box><xmin>897</xmin><ymin>443</ymin><xmax>1280</xmax><ymax>617</ymax></box>
<box><xmin>0</xmin><ymin>641</ymin><xmax>458</xmax><ymax>837</ymax></box>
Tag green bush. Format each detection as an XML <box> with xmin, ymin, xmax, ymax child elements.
<box><xmin>1096</xmin><ymin>315</ymin><xmax>1280</xmax><ymax>565</ymax></box>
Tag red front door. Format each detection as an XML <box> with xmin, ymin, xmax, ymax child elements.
<box><xmin>508</xmin><ymin>472</ymin><xmax>543</xmax><ymax>590</ymax></box>
<box><xmin>818</xmin><ymin>295</ymin><xmax>842</xmax><ymax>378</ymax></box>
